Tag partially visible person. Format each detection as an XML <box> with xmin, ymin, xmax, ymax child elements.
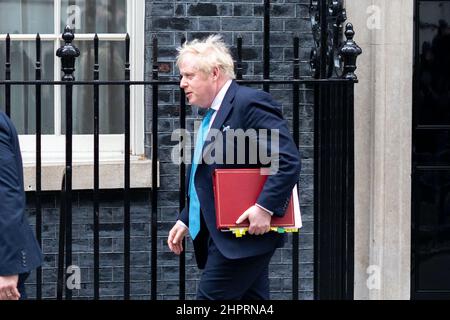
<box><xmin>0</xmin><ymin>111</ymin><xmax>43</xmax><ymax>300</ymax></box>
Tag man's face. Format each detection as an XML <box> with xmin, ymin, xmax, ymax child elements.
<box><xmin>179</xmin><ymin>53</ymin><xmax>217</xmax><ymax>109</ymax></box>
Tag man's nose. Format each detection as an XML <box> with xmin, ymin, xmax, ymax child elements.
<box><xmin>180</xmin><ymin>77</ymin><xmax>187</xmax><ymax>88</ymax></box>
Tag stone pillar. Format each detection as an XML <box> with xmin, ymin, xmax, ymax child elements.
<box><xmin>345</xmin><ymin>0</ymin><xmax>413</xmax><ymax>300</ymax></box>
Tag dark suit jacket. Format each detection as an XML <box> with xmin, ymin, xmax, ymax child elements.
<box><xmin>0</xmin><ymin>111</ymin><xmax>42</xmax><ymax>276</ymax></box>
<box><xmin>179</xmin><ymin>81</ymin><xmax>301</xmax><ymax>269</ymax></box>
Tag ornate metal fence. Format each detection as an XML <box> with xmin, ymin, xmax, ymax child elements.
<box><xmin>0</xmin><ymin>0</ymin><xmax>360</xmax><ymax>300</ymax></box>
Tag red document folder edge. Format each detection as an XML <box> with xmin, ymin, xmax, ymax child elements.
<box><xmin>213</xmin><ymin>168</ymin><xmax>302</xmax><ymax>230</ymax></box>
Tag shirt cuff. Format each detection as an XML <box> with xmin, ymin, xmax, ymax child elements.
<box><xmin>177</xmin><ymin>220</ymin><xmax>188</xmax><ymax>229</ymax></box>
<box><xmin>255</xmin><ymin>203</ymin><xmax>274</xmax><ymax>216</ymax></box>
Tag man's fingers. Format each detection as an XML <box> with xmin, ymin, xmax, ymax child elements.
<box><xmin>243</xmin><ymin>205</ymin><xmax>273</xmax><ymax>235</ymax></box>
<box><xmin>172</xmin><ymin>233</ymin><xmax>184</xmax><ymax>254</ymax></box>
<box><xmin>236</xmin><ymin>210</ymin><xmax>249</xmax><ymax>224</ymax></box>
<box><xmin>0</xmin><ymin>290</ymin><xmax>17</xmax><ymax>300</ymax></box>
<box><xmin>170</xmin><ymin>244</ymin><xmax>180</xmax><ymax>255</ymax></box>
<box><xmin>248</xmin><ymin>225</ymin><xmax>270</xmax><ymax>235</ymax></box>
<box><xmin>168</xmin><ymin>225</ymin><xmax>186</xmax><ymax>255</ymax></box>
<box><xmin>172</xmin><ymin>229</ymin><xmax>183</xmax><ymax>244</ymax></box>
<box><xmin>172</xmin><ymin>241</ymin><xmax>182</xmax><ymax>255</ymax></box>
<box><xmin>168</xmin><ymin>229</ymin><xmax>177</xmax><ymax>243</ymax></box>
<box><xmin>167</xmin><ymin>238</ymin><xmax>174</xmax><ymax>251</ymax></box>
<box><xmin>248</xmin><ymin>225</ymin><xmax>260</xmax><ymax>235</ymax></box>
<box><xmin>11</xmin><ymin>289</ymin><xmax>19</xmax><ymax>298</ymax></box>
<box><xmin>167</xmin><ymin>230</ymin><xmax>175</xmax><ymax>247</ymax></box>
<box><xmin>168</xmin><ymin>238</ymin><xmax>180</xmax><ymax>255</ymax></box>
<box><xmin>168</xmin><ymin>227</ymin><xmax>179</xmax><ymax>253</ymax></box>
<box><xmin>10</xmin><ymin>290</ymin><xmax>20</xmax><ymax>300</ymax></box>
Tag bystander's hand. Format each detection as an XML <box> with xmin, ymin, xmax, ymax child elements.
<box><xmin>0</xmin><ymin>275</ymin><xmax>20</xmax><ymax>300</ymax></box>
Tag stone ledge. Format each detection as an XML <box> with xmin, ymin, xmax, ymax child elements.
<box><xmin>23</xmin><ymin>159</ymin><xmax>158</xmax><ymax>191</ymax></box>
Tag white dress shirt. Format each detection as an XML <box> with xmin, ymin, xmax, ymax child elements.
<box><xmin>207</xmin><ymin>79</ymin><xmax>232</xmax><ymax>130</ymax></box>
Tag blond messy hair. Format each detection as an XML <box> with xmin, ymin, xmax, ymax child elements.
<box><xmin>176</xmin><ymin>34</ymin><xmax>236</xmax><ymax>80</ymax></box>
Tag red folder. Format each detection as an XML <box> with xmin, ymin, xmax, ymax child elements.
<box><xmin>213</xmin><ymin>168</ymin><xmax>295</xmax><ymax>229</ymax></box>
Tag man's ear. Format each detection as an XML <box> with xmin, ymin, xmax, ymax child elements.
<box><xmin>212</xmin><ymin>66</ymin><xmax>220</xmax><ymax>80</ymax></box>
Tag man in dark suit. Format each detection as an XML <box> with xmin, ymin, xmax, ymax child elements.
<box><xmin>167</xmin><ymin>35</ymin><xmax>300</xmax><ymax>300</ymax></box>
<box><xmin>0</xmin><ymin>111</ymin><xmax>43</xmax><ymax>300</ymax></box>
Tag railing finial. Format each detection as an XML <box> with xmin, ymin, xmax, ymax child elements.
<box><xmin>56</xmin><ymin>25</ymin><xmax>80</xmax><ymax>81</ymax></box>
<box><xmin>340</xmin><ymin>23</ymin><xmax>362</xmax><ymax>80</ymax></box>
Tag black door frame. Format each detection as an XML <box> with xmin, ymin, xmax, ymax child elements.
<box><xmin>412</xmin><ymin>0</ymin><xmax>450</xmax><ymax>300</ymax></box>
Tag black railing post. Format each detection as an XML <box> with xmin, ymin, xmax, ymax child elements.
<box><xmin>56</xmin><ymin>25</ymin><xmax>79</xmax><ymax>300</ymax></box>
<box><xmin>319</xmin><ymin>0</ymin><xmax>328</xmax><ymax>79</ymax></box>
<box><xmin>151</xmin><ymin>35</ymin><xmax>159</xmax><ymax>300</ymax></box>
<box><xmin>314</xmin><ymin>79</ymin><xmax>330</xmax><ymax>300</ymax></box>
<box><xmin>35</xmin><ymin>33</ymin><xmax>43</xmax><ymax>300</ymax></box>
<box><xmin>57</xmin><ymin>174</ymin><xmax>67</xmax><ymax>300</ymax></box>
<box><xmin>179</xmin><ymin>35</ymin><xmax>186</xmax><ymax>300</ymax></box>
<box><xmin>263</xmin><ymin>0</ymin><xmax>270</xmax><ymax>92</ymax></box>
<box><xmin>124</xmin><ymin>33</ymin><xmax>131</xmax><ymax>300</ymax></box>
<box><xmin>333</xmin><ymin>22</ymin><xmax>359</xmax><ymax>300</ymax></box>
<box><xmin>329</xmin><ymin>82</ymin><xmax>337</xmax><ymax>298</ymax></box>
<box><xmin>292</xmin><ymin>35</ymin><xmax>300</xmax><ymax>300</ymax></box>
<box><xmin>5</xmin><ymin>33</ymin><xmax>11</xmax><ymax>117</ymax></box>
<box><xmin>343</xmin><ymin>81</ymin><xmax>355</xmax><ymax>299</ymax></box>
<box><xmin>93</xmin><ymin>33</ymin><xmax>100</xmax><ymax>300</ymax></box>
<box><xmin>236</xmin><ymin>35</ymin><xmax>243</xmax><ymax>80</ymax></box>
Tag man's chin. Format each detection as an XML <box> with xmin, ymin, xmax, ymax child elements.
<box><xmin>187</xmin><ymin>98</ymin><xmax>196</xmax><ymax>105</ymax></box>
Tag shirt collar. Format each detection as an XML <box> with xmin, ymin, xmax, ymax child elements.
<box><xmin>210</xmin><ymin>79</ymin><xmax>232</xmax><ymax>112</ymax></box>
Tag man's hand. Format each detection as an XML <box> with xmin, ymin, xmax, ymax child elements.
<box><xmin>168</xmin><ymin>221</ymin><xmax>189</xmax><ymax>255</ymax></box>
<box><xmin>236</xmin><ymin>205</ymin><xmax>272</xmax><ymax>235</ymax></box>
<box><xmin>0</xmin><ymin>275</ymin><xmax>20</xmax><ymax>300</ymax></box>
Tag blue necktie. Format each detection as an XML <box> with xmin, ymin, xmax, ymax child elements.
<box><xmin>189</xmin><ymin>108</ymin><xmax>215</xmax><ymax>239</ymax></box>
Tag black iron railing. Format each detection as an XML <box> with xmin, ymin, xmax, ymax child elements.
<box><xmin>0</xmin><ymin>0</ymin><xmax>361</xmax><ymax>300</ymax></box>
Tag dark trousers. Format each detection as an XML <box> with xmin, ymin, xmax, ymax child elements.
<box><xmin>18</xmin><ymin>273</ymin><xmax>29</xmax><ymax>300</ymax></box>
<box><xmin>197</xmin><ymin>240</ymin><xmax>275</xmax><ymax>300</ymax></box>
